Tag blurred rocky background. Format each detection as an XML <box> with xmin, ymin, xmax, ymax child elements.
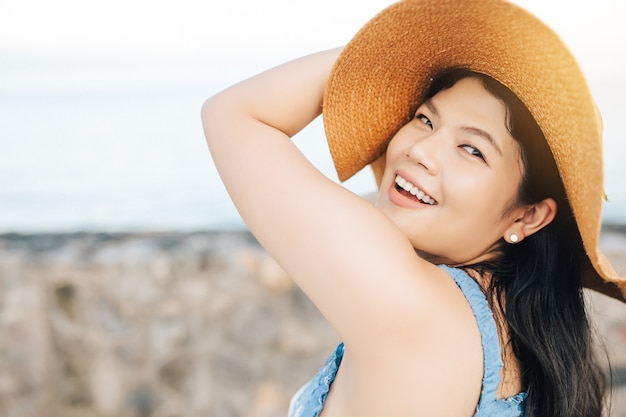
<box><xmin>0</xmin><ymin>227</ymin><xmax>625</xmax><ymax>417</ymax></box>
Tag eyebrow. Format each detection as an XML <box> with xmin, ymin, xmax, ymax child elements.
<box><xmin>423</xmin><ymin>99</ymin><xmax>504</xmax><ymax>157</ymax></box>
<box><xmin>424</xmin><ymin>99</ymin><xmax>440</xmax><ymax>118</ymax></box>
<box><xmin>461</xmin><ymin>127</ymin><xmax>503</xmax><ymax>157</ymax></box>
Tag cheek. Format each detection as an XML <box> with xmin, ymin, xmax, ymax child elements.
<box><xmin>385</xmin><ymin>130</ymin><xmax>408</xmax><ymax>159</ymax></box>
<box><xmin>448</xmin><ymin>173</ymin><xmax>517</xmax><ymax>219</ymax></box>
<box><xmin>387</xmin><ymin>120</ymin><xmax>418</xmax><ymax>150</ymax></box>
<box><xmin>380</xmin><ymin>134</ymin><xmax>407</xmax><ymax>181</ymax></box>
<box><xmin>444</xmin><ymin>165</ymin><xmax>485</xmax><ymax>197</ymax></box>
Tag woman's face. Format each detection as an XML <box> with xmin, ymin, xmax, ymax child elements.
<box><xmin>375</xmin><ymin>77</ymin><xmax>525</xmax><ymax>265</ymax></box>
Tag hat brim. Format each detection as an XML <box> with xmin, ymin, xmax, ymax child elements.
<box><xmin>322</xmin><ymin>0</ymin><xmax>626</xmax><ymax>301</ymax></box>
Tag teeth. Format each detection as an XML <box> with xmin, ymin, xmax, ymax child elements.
<box><xmin>394</xmin><ymin>175</ymin><xmax>437</xmax><ymax>205</ymax></box>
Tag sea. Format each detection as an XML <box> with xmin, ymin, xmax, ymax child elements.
<box><xmin>1</xmin><ymin>74</ymin><xmax>624</xmax><ymax>233</ymax></box>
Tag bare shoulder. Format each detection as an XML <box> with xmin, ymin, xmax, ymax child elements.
<box><xmin>325</xmin><ymin>264</ymin><xmax>485</xmax><ymax>416</ymax></box>
<box><xmin>345</xmin><ymin>260</ymin><xmax>480</xmax><ymax>348</ymax></box>
<box><xmin>358</xmin><ymin>262</ymin><xmax>483</xmax><ymax>360</ymax></box>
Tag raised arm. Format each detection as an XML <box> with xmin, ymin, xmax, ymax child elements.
<box><xmin>201</xmin><ymin>49</ymin><xmax>452</xmax><ymax>346</ymax></box>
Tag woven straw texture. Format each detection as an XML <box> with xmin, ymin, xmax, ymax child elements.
<box><xmin>322</xmin><ymin>0</ymin><xmax>625</xmax><ymax>301</ymax></box>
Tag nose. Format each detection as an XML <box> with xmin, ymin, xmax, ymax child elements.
<box><xmin>406</xmin><ymin>132</ymin><xmax>441</xmax><ymax>175</ymax></box>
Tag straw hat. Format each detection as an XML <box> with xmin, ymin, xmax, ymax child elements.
<box><xmin>322</xmin><ymin>0</ymin><xmax>626</xmax><ymax>301</ymax></box>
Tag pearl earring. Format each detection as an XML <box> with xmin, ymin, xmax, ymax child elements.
<box><xmin>510</xmin><ymin>234</ymin><xmax>519</xmax><ymax>243</ymax></box>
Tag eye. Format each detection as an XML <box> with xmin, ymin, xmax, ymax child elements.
<box><xmin>461</xmin><ymin>144</ymin><xmax>485</xmax><ymax>161</ymax></box>
<box><xmin>415</xmin><ymin>113</ymin><xmax>432</xmax><ymax>128</ymax></box>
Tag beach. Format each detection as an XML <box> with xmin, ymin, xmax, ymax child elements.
<box><xmin>1</xmin><ymin>0</ymin><xmax>624</xmax><ymax>415</ymax></box>
<box><xmin>0</xmin><ymin>227</ymin><xmax>625</xmax><ymax>417</ymax></box>
<box><xmin>1</xmin><ymin>67</ymin><xmax>623</xmax><ymax>417</ymax></box>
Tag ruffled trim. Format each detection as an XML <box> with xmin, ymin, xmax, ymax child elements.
<box><xmin>487</xmin><ymin>391</ymin><xmax>528</xmax><ymax>416</ymax></box>
<box><xmin>288</xmin><ymin>343</ymin><xmax>344</xmax><ymax>417</ymax></box>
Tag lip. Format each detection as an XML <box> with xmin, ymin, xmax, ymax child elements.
<box><xmin>388</xmin><ymin>171</ymin><xmax>437</xmax><ymax>208</ymax></box>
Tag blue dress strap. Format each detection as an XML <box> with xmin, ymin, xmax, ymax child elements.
<box><xmin>438</xmin><ymin>265</ymin><xmax>527</xmax><ymax>416</ymax></box>
<box><xmin>288</xmin><ymin>266</ymin><xmax>526</xmax><ymax>417</ymax></box>
<box><xmin>438</xmin><ymin>265</ymin><xmax>503</xmax><ymax>405</ymax></box>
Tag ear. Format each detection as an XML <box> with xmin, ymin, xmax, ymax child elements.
<box><xmin>504</xmin><ymin>198</ymin><xmax>557</xmax><ymax>244</ymax></box>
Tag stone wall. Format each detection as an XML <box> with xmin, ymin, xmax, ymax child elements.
<box><xmin>0</xmin><ymin>229</ymin><xmax>625</xmax><ymax>417</ymax></box>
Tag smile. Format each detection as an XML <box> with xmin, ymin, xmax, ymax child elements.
<box><xmin>394</xmin><ymin>175</ymin><xmax>438</xmax><ymax>205</ymax></box>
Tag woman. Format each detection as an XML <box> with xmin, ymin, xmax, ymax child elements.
<box><xmin>202</xmin><ymin>0</ymin><xmax>626</xmax><ymax>416</ymax></box>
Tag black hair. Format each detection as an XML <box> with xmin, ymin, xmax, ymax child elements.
<box><xmin>425</xmin><ymin>69</ymin><xmax>608</xmax><ymax>416</ymax></box>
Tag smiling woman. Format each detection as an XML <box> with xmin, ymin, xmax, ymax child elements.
<box><xmin>378</xmin><ymin>76</ymin><xmax>537</xmax><ymax>267</ymax></box>
<box><xmin>203</xmin><ymin>0</ymin><xmax>625</xmax><ymax>416</ymax></box>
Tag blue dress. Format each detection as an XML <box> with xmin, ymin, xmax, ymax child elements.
<box><xmin>288</xmin><ymin>265</ymin><xmax>527</xmax><ymax>417</ymax></box>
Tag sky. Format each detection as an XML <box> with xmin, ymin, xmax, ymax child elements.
<box><xmin>0</xmin><ymin>0</ymin><xmax>625</xmax><ymax>89</ymax></box>
<box><xmin>0</xmin><ymin>0</ymin><xmax>625</xmax><ymax>230</ymax></box>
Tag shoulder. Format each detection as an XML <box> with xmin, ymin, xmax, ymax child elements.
<box><xmin>336</xmin><ymin>265</ymin><xmax>487</xmax><ymax>415</ymax></box>
<box><xmin>346</xmin><ymin>263</ymin><xmax>483</xmax><ymax>348</ymax></box>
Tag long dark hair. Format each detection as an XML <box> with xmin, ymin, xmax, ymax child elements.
<box><xmin>425</xmin><ymin>69</ymin><xmax>607</xmax><ymax>416</ymax></box>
